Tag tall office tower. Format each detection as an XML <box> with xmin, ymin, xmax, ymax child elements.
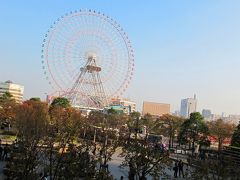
<box><xmin>180</xmin><ymin>94</ymin><xmax>197</xmax><ymax>118</ymax></box>
<box><xmin>0</xmin><ymin>80</ymin><xmax>24</xmax><ymax>103</ymax></box>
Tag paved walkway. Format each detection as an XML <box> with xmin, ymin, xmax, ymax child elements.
<box><xmin>108</xmin><ymin>150</ymin><xmax>190</xmax><ymax>180</ymax></box>
<box><xmin>170</xmin><ymin>153</ymin><xmax>189</xmax><ymax>164</ymax></box>
<box><xmin>0</xmin><ymin>160</ymin><xmax>6</xmax><ymax>179</ymax></box>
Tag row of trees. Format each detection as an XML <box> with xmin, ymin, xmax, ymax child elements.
<box><xmin>0</xmin><ymin>95</ymin><xmax>114</xmax><ymax>179</ymax></box>
<box><xmin>1</xmin><ymin>92</ymin><xmax>240</xmax><ymax>179</ymax></box>
<box><xmin>0</xmin><ymin>94</ymin><xmax>172</xmax><ymax>179</ymax></box>
<box><xmin>149</xmin><ymin>113</ymin><xmax>238</xmax><ymax>152</ymax></box>
<box><xmin>135</xmin><ymin>111</ymin><xmax>240</xmax><ymax>179</ymax></box>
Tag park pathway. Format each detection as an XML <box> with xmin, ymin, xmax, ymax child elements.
<box><xmin>0</xmin><ymin>160</ymin><xmax>6</xmax><ymax>179</ymax></box>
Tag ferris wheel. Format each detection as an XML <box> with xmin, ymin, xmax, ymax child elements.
<box><xmin>41</xmin><ymin>9</ymin><xmax>134</xmax><ymax>109</ymax></box>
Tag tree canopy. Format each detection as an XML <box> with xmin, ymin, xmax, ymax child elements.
<box><xmin>50</xmin><ymin>97</ymin><xmax>70</xmax><ymax>108</ymax></box>
<box><xmin>208</xmin><ymin>119</ymin><xmax>235</xmax><ymax>151</ymax></box>
<box><xmin>178</xmin><ymin>112</ymin><xmax>209</xmax><ymax>151</ymax></box>
<box><xmin>154</xmin><ymin>114</ymin><xmax>184</xmax><ymax>148</ymax></box>
<box><xmin>231</xmin><ymin>122</ymin><xmax>240</xmax><ymax>147</ymax></box>
<box><xmin>29</xmin><ymin>97</ymin><xmax>41</xmax><ymax>102</ymax></box>
<box><xmin>0</xmin><ymin>92</ymin><xmax>17</xmax><ymax>125</ymax></box>
<box><xmin>0</xmin><ymin>92</ymin><xmax>14</xmax><ymax>104</ymax></box>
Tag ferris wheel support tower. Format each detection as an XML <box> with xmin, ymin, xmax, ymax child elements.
<box><xmin>68</xmin><ymin>54</ymin><xmax>108</xmax><ymax>108</ymax></box>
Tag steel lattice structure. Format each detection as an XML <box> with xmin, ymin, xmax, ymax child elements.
<box><xmin>41</xmin><ymin>9</ymin><xmax>134</xmax><ymax>109</ymax></box>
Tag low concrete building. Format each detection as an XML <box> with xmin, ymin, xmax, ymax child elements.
<box><xmin>110</xmin><ymin>98</ymin><xmax>136</xmax><ymax>114</ymax></box>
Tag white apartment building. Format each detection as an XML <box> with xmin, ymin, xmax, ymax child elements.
<box><xmin>0</xmin><ymin>80</ymin><xmax>24</xmax><ymax>103</ymax></box>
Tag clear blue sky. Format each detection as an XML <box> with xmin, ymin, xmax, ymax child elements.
<box><xmin>1</xmin><ymin>0</ymin><xmax>240</xmax><ymax>115</ymax></box>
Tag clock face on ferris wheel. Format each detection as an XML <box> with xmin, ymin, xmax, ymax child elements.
<box><xmin>41</xmin><ymin>9</ymin><xmax>134</xmax><ymax>108</ymax></box>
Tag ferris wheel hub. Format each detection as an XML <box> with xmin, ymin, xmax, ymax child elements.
<box><xmin>86</xmin><ymin>52</ymin><xmax>97</xmax><ymax>61</ymax></box>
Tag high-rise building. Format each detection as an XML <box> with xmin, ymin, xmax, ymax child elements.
<box><xmin>202</xmin><ymin>109</ymin><xmax>212</xmax><ymax>119</ymax></box>
<box><xmin>180</xmin><ymin>94</ymin><xmax>197</xmax><ymax>118</ymax></box>
<box><xmin>142</xmin><ymin>101</ymin><xmax>170</xmax><ymax>117</ymax></box>
<box><xmin>0</xmin><ymin>80</ymin><xmax>24</xmax><ymax>103</ymax></box>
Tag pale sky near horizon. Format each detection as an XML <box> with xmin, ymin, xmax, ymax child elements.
<box><xmin>1</xmin><ymin>0</ymin><xmax>240</xmax><ymax>115</ymax></box>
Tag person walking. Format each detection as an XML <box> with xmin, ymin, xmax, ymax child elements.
<box><xmin>178</xmin><ymin>160</ymin><xmax>184</xmax><ymax>178</ymax></box>
<box><xmin>3</xmin><ymin>144</ymin><xmax>10</xmax><ymax>160</ymax></box>
<box><xmin>128</xmin><ymin>158</ymin><xmax>135</xmax><ymax>180</ymax></box>
<box><xmin>173</xmin><ymin>162</ymin><xmax>178</xmax><ymax>178</ymax></box>
<box><xmin>92</xmin><ymin>143</ymin><xmax>96</xmax><ymax>155</ymax></box>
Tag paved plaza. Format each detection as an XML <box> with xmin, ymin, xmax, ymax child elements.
<box><xmin>108</xmin><ymin>150</ymin><xmax>189</xmax><ymax>180</ymax></box>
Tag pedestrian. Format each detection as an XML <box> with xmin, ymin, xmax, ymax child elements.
<box><xmin>178</xmin><ymin>160</ymin><xmax>184</xmax><ymax>178</ymax></box>
<box><xmin>92</xmin><ymin>143</ymin><xmax>96</xmax><ymax>155</ymax></box>
<box><xmin>128</xmin><ymin>158</ymin><xmax>135</xmax><ymax>180</ymax></box>
<box><xmin>3</xmin><ymin>144</ymin><xmax>9</xmax><ymax>160</ymax></box>
<box><xmin>120</xmin><ymin>176</ymin><xmax>124</xmax><ymax>180</ymax></box>
<box><xmin>194</xmin><ymin>145</ymin><xmax>199</xmax><ymax>157</ymax></box>
<box><xmin>38</xmin><ymin>172</ymin><xmax>44</xmax><ymax>180</ymax></box>
<box><xmin>187</xmin><ymin>154</ymin><xmax>191</xmax><ymax>167</ymax></box>
<box><xmin>200</xmin><ymin>151</ymin><xmax>206</xmax><ymax>160</ymax></box>
<box><xmin>173</xmin><ymin>162</ymin><xmax>178</xmax><ymax>178</ymax></box>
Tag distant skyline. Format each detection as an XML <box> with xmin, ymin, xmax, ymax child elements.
<box><xmin>1</xmin><ymin>0</ymin><xmax>240</xmax><ymax>115</ymax></box>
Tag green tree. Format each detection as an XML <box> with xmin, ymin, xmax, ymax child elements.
<box><xmin>49</xmin><ymin>97</ymin><xmax>71</xmax><ymax>124</ymax></box>
<box><xmin>0</xmin><ymin>92</ymin><xmax>13</xmax><ymax>103</ymax></box>
<box><xmin>127</xmin><ymin>112</ymin><xmax>142</xmax><ymax>135</ymax></box>
<box><xmin>120</xmin><ymin>135</ymin><xmax>170</xmax><ymax>179</ymax></box>
<box><xmin>107</xmin><ymin>108</ymin><xmax>117</xmax><ymax>115</ymax></box>
<box><xmin>141</xmin><ymin>113</ymin><xmax>155</xmax><ymax>133</ymax></box>
<box><xmin>231</xmin><ymin>122</ymin><xmax>240</xmax><ymax>147</ymax></box>
<box><xmin>0</xmin><ymin>92</ymin><xmax>17</xmax><ymax>128</ymax></box>
<box><xmin>129</xmin><ymin>111</ymin><xmax>141</xmax><ymax>119</ymax></box>
<box><xmin>46</xmin><ymin>107</ymin><xmax>115</xmax><ymax>180</ymax></box>
<box><xmin>209</xmin><ymin>119</ymin><xmax>235</xmax><ymax>151</ymax></box>
<box><xmin>50</xmin><ymin>97</ymin><xmax>70</xmax><ymax>108</ymax></box>
<box><xmin>88</xmin><ymin>111</ymin><xmax>105</xmax><ymax>127</ymax></box>
<box><xmin>178</xmin><ymin>112</ymin><xmax>209</xmax><ymax>154</ymax></box>
<box><xmin>82</xmin><ymin>111</ymin><xmax>120</xmax><ymax>180</ymax></box>
<box><xmin>190</xmin><ymin>157</ymin><xmax>240</xmax><ymax>180</ymax></box>
<box><xmin>43</xmin><ymin>107</ymin><xmax>84</xmax><ymax>180</ymax></box>
<box><xmin>29</xmin><ymin>97</ymin><xmax>41</xmax><ymax>102</ymax></box>
<box><xmin>154</xmin><ymin>114</ymin><xmax>184</xmax><ymax>149</ymax></box>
